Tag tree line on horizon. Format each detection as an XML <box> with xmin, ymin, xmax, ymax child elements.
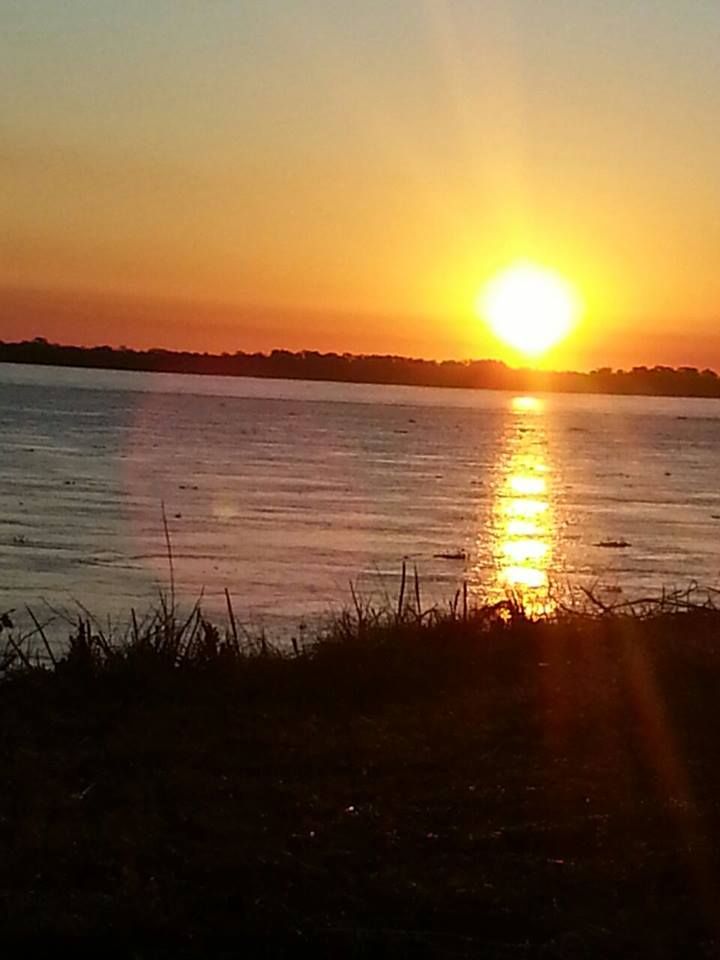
<box><xmin>2</xmin><ymin>337</ymin><xmax>720</xmax><ymax>399</ymax></box>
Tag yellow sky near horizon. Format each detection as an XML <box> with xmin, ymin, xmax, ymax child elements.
<box><xmin>2</xmin><ymin>1</ymin><xmax>720</xmax><ymax>370</ymax></box>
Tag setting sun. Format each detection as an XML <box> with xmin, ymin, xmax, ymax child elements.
<box><xmin>478</xmin><ymin>263</ymin><xmax>580</xmax><ymax>358</ymax></box>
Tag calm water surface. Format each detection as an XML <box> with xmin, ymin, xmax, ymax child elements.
<box><xmin>2</xmin><ymin>363</ymin><xmax>720</xmax><ymax>633</ymax></box>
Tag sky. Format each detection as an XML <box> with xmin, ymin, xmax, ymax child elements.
<box><xmin>2</xmin><ymin>0</ymin><xmax>719</xmax><ymax>369</ymax></box>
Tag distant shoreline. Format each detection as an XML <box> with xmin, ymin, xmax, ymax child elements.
<box><xmin>2</xmin><ymin>338</ymin><xmax>720</xmax><ymax>400</ymax></box>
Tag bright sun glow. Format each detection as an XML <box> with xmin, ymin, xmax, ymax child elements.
<box><xmin>478</xmin><ymin>262</ymin><xmax>580</xmax><ymax>357</ymax></box>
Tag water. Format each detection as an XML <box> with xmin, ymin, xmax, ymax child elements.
<box><xmin>2</xmin><ymin>362</ymin><xmax>720</xmax><ymax>634</ymax></box>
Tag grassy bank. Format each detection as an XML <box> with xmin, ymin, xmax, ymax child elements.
<box><xmin>2</xmin><ymin>590</ymin><xmax>720</xmax><ymax>955</ymax></box>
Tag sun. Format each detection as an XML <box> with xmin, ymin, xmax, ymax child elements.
<box><xmin>477</xmin><ymin>262</ymin><xmax>580</xmax><ymax>358</ymax></box>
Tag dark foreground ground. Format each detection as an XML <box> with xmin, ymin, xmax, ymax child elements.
<box><xmin>2</xmin><ymin>601</ymin><xmax>720</xmax><ymax>956</ymax></box>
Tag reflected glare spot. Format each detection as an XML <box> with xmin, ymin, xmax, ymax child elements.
<box><xmin>512</xmin><ymin>396</ymin><xmax>543</xmax><ymax>413</ymax></box>
<box><xmin>510</xmin><ymin>475</ymin><xmax>546</xmax><ymax>496</ymax></box>
<box><xmin>503</xmin><ymin>539</ymin><xmax>549</xmax><ymax>563</ymax></box>
<box><xmin>505</xmin><ymin>498</ymin><xmax>548</xmax><ymax>518</ymax></box>
<box><xmin>506</xmin><ymin>518</ymin><xmax>540</xmax><ymax>537</ymax></box>
<box><xmin>501</xmin><ymin>566</ymin><xmax>548</xmax><ymax>589</ymax></box>
<box><xmin>212</xmin><ymin>499</ymin><xmax>238</xmax><ymax>520</ymax></box>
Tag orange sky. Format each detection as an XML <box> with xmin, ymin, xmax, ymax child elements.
<box><xmin>3</xmin><ymin>1</ymin><xmax>720</xmax><ymax>370</ymax></box>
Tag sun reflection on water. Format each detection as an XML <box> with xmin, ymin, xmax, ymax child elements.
<box><xmin>511</xmin><ymin>395</ymin><xmax>543</xmax><ymax>413</ymax></box>
<box><xmin>493</xmin><ymin>396</ymin><xmax>556</xmax><ymax>614</ymax></box>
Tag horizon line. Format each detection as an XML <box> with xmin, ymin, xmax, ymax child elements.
<box><xmin>3</xmin><ymin>336</ymin><xmax>719</xmax><ymax>381</ymax></box>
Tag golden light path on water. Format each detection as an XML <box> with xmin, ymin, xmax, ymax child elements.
<box><xmin>485</xmin><ymin>395</ymin><xmax>557</xmax><ymax>615</ymax></box>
